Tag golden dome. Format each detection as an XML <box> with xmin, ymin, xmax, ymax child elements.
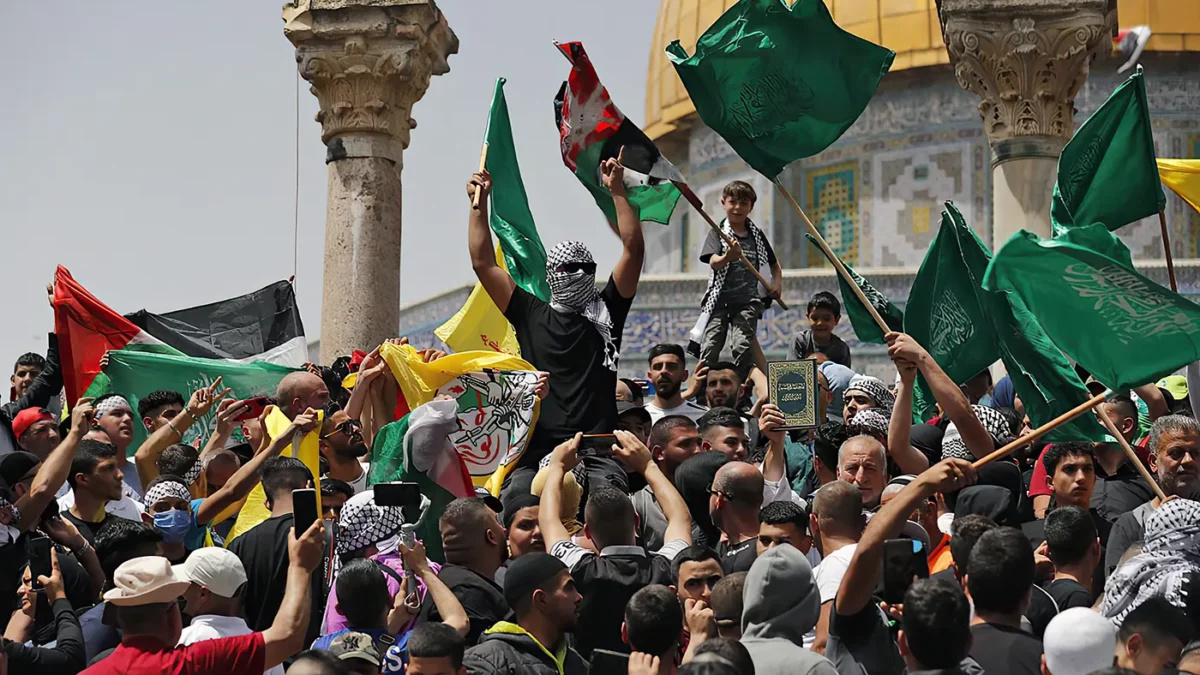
<box><xmin>644</xmin><ymin>0</ymin><xmax>1200</xmax><ymax>141</ymax></box>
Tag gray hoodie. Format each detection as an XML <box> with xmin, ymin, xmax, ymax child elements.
<box><xmin>741</xmin><ymin>546</ymin><xmax>840</xmax><ymax>675</ymax></box>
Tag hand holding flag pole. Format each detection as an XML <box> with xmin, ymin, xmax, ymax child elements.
<box><xmin>472</xmin><ymin>143</ymin><xmax>489</xmax><ymax>210</ymax></box>
<box><xmin>971</xmin><ymin>392</ymin><xmax>1108</xmax><ymax>468</ymax></box>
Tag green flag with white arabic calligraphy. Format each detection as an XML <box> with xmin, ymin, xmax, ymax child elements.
<box><xmin>983</xmin><ymin>223</ymin><xmax>1200</xmax><ymax>392</ymax></box>
<box><xmin>805</xmin><ymin>234</ymin><xmax>902</xmax><ymax>344</ymax></box>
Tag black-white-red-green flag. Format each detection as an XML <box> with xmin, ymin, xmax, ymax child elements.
<box><xmin>554</xmin><ymin>41</ymin><xmax>683</xmax><ymax>227</ymax></box>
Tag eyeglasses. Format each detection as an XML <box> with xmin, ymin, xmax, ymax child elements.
<box><xmin>556</xmin><ymin>262</ymin><xmax>597</xmax><ymax>275</ymax></box>
<box><xmin>321</xmin><ymin>418</ymin><xmax>362</xmax><ymax>440</ymax></box>
<box><xmin>707</xmin><ymin>485</ymin><xmax>735</xmax><ymax>501</ymax></box>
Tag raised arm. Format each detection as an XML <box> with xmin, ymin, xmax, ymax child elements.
<box><xmin>467</xmin><ymin>171</ymin><xmax>515</xmax><ymax>312</ymax></box>
<box><xmin>346</xmin><ymin>347</ymin><xmax>387</xmax><ymax>423</ymax></box>
<box><xmin>262</xmin><ymin>518</ymin><xmax>323</xmax><ymax>669</ymax></box>
<box><xmin>603</xmin><ymin>155</ymin><xmax>644</xmax><ymax>299</ymax></box>
<box><xmin>196</xmin><ymin>408</ymin><xmax>317</xmax><ymax>525</ymax></box>
<box><xmin>887</xmin><ymin>332</ymin><xmax>993</xmax><ymax>460</ymax></box>
<box><xmin>540</xmin><ymin>435</ymin><xmax>580</xmax><ymax>551</ymax></box>
<box><xmin>614</xmin><ymin>430</ymin><xmax>692</xmax><ymax>545</ymax></box>
<box><xmin>391</xmin><ymin>541</ymin><xmax>470</xmax><ymax>637</ymax></box>
<box><xmin>134</xmin><ymin>379</ymin><xmax>230</xmax><ymax>487</ymax></box>
<box><xmin>16</xmin><ymin>400</ymin><xmax>92</xmax><ymax>533</ymax></box>
<box><xmin>758</xmin><ymin>404</ymin><xmax>788</xmax><ymax>484</ymax></box>
<box><xmin>836</xmin><ymin>459</ymin><xmax>977</xmax><ymax>616</ymax></box>
<box><xmin>1133</xmin><ymin>383</ymin><xmax>1170</xmax><ymax>422</ymax></box>
<box><xmin>888</xmin><ymin>357</ymin><xmax>931</xmax><ymax>475</ymax></box>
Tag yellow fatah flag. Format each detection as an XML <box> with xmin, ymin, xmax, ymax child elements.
<box><xmin>1157</xmin><ymin>159</ymin><xmax>1200</xmax><ymax>215</ymax></box>
<box><xmin>434</xmin><ymin>245</ymin><xmax>521</xmax><ymax>356</ymax></box>
<box><xmin>381</xmin><ymin>342</ymin><xmax>532</xmax><ymax>409</ymax></box>
<box><xmin>225</xmin><ymin>406</ymin><xmax>323</xmax><ymax>544</ymax></box>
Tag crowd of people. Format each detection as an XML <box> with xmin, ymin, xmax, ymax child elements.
<box><xmin>0</xmin><ymin>164</ymin><xmax>1198</xmax><ymax>675</ymax></box>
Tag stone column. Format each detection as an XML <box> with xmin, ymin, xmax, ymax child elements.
<box><xmin>940</xmin><ymin>0</ymin><xmax>1110</xmax><ymax>245</ymax></box>
<box><xmin>283</xmin><ymin>0</ymin><xmax>458</xmax><ymax>362</ymax></box>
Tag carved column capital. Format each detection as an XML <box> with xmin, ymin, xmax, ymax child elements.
<box><xmin>940</xmin><ymin>0</ymin><xmax>1111</xmax><ymax>147</ymax></box>
<box><xmin>283</xmin><ymin>0</ymin><xmax>459</xmax><ymax>163</ymax></box>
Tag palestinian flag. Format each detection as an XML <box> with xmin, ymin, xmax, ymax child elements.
<box><xmin>125</xmin><ymin>280</ymin><xmax>307</xmax><ymax>367</ymax></box>
<box><xmin>554</xmin><ymin>41</ymin><xmax>683</xmax><ymax>227</ymax></box>
<box><xmin>53</xmin><ymin>266</ymin><xmax>182</xmax><ymax>405</ymax></box>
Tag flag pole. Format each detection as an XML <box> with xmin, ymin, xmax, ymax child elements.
<box><xmin>972</xmin><ymin>392</ymin><xmax>1108</xmax><ymax>468</ymax></box>
<box><xmin>472</xmin><ymin>143</ymin><xmax>489</xmax><ymax>210</ymax></box>
<box><xmin>1096</xmin><ymin>400</ymin><xmax>1168</xmax><ymax>501</ymax></box>
<box><xmin>773</xmin><ymin>178</ymin><xmax>889</xmax><ymax>333</ymax></box>
<box><xmin>1158</xmin><ymin>210</ymin><xmax>1178</xmax><ymax>292</ymax></box>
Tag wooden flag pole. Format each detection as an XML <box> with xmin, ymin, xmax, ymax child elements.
<box><xmin>471</xmin><ymin>143</ymin><xmax>489</xmax><ymax>210</ymax></box>
<box><xmin>1096</xmin><ymin>401</ymin><xmax>1169</xmax><ymax>501</ymax></box>
<box><xmin>972</xmin><ymin>392</ymin><xmax>1108</xmax><ymax>468</ymax></box>
<box><xmin>773</xmin><ymin>178</ymin><xmax>889</xmax><ymax>333</ymax></box>
<box><xmin>1158</xmin><ymin>210</ymin><xmax>1178</xmax><ymax>292</ymax></box>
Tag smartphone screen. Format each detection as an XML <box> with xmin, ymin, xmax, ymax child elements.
<box><xmin>577</xmin><ymin>435</ymin><xmax>616</xmax><ymax>459</ymax></box>
<box><xmin>28</xmin><ymin>534</ymin><xmax>52</xmax><ymax>591</ymax></box>
<box><xmin>375</xmin><ymin>482</ymin><xmax>423</xmax><ymax>523</ymax></box>
<box><xmin>881</xmin><ymin>538</ymin><xmax>929</xmax><ymax>605</ymax></box>
<box><xmin>234</xmin><ymin>397</ymin><xmax>270</xmax><ymax>422</ymax></box>
<box><xmin>292</xmin><ymin>488</ymin><xmax>319</xmax><ymax>536</ymax></box>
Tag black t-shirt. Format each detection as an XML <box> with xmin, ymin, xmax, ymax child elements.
<box><xmin>504</xmin><ymin>276</ymin><xmax>634</xmax><ymax>460</ymax></box>
<box><xmin>828</xmin><ymin>596</ymin><xmax>905</xmax><ymax>675</ymax></box>
<box><xmin>61</xmin><ymin>511</ymin><xmax>106</xmax><ymax>547</ymax></box>
<box><xmin>1044</xmin><ymin>578</ymin><xmax>1093</xmax><ymax>610</ymax></box>
<box><xmin>699</xmin><ymin>223</ymin><xmax>778</xmax><ymax>307</ymax></box>
<box><xmin>226</xmin><ymin>514</ymin><xmax>324</xmax><ymax>644</ymax></box>
<box><xmin>419</xmin><ymin>563</ymin><xmax>510</xmax><ymax>647</ymax></box>
<box><xmin>716</xmin><ymin>537</ymin><xmax>757</xmax><ymax>574</ymax></box>
<box><xmin>1091</xmin><ymin>463</ymin><xmax>1154</xmax><ymax>523</ymax></box>
<box><xmin>969</xmin><ymin>623</ymin><xmax>1043</xmax><ymax>675</ymax></box>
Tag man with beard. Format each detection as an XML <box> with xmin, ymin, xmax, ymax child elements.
<box><xmin>425</xmin><ymin>496</ymin><xmax>512</xmax><ymax>645</ymax></box>
<box><xmin>645</xmin><ymin>344</ymin><xmax>708</xmax><ymax>424</ymax></box>
<box><xmin>1106</xmin><ymin>414</ymin><xmax>1200</xmax><ymax>573</ymax></box>
<box><xmin>704</xmin><ymin>361</ymin><xmax>746</xmax><ymax>410</ymax></box>
<box><xmin>318</xmin><ymin>408</ymin><xmax>370</xmax><ymax>494</ymax></box>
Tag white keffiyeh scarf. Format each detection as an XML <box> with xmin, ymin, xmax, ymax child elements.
<box><xmin>1100</xmin><ymin>498</ymin><xmax>1200</xmax><ymax>625</ymax></box>
<box><xmin>546</xmin><ymin>241</ymin><xmax>618</xmax><ymax>371</ymax></box>
<box><xmin>687</xmin><ymin>219</ymin><xmax>773</xmax><ymax>354</ymax></box>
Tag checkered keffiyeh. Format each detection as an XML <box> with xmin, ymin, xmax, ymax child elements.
<box><xmin>845</xmin><ymin>375</ymin><xmax>895</xmax><ymax>415</ymax></box>
<box><xmin>848</xmin><ymin>408</ymin><xmax>890</xmax><ymax>440</ymax></box>
<box><xmin>182</xmin><ymin>458</ymin><xmax>203</xmax><ymax>487</ymax></box>
<box><xmin>336</xmin><ymin>490</ymin><xmax>405</xmax><ymax>556</ymax></box>
<box><xmin>1101</xmin><ymin>498</ymin><xmax>1200</xmax><ymax>625</ymax></box>
<box><xmin>941</xmin><ymin>405</ymin><xmax>1013</xmax><ymax>461</ymax></box>
<box><xmin>546</xmin><ymin>241</ymin><xmax>617</xmax><ymax>371</ymax></box>
<box><xmin>95</xmin><ymin>395</ymin><xmax>132</xmax><ymax>418</ymax></box>
<box><xmin>143</xmin><ymin>479</ymin><xmax>191</xmax><ymax>508</ymax></box>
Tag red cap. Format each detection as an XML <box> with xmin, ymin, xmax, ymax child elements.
<box><xmin>12</xmin><ymin>407</ymin><xmax>55</xmax><ymax>440</ymax></box>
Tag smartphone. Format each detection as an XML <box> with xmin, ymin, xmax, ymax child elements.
<box><xmin>577</xmin><ymin>434</ymin><xmax>616</xmax><ymax>459</ymax></box>
<box><xmin>292</xmin><ymin>488</ymin><xmax>319</xmax><ymax>536</ymax></box>
<box><xmin>234</xmin><ymin>396</ymin><xmax>270</xmax><ymax>421</ymax></box>
<box><xmin>881</xmin><ymin>538</ymin><xmax>929</xmax><ymax>605</ymax></box>
<box><xmin>375</xmin><ymin>482</ymin><xmax>423</xmax><ymax>523</ymax></box>
<box><xmin>27</xmin><ymin>533</ymin><xmax>52</xmax><ymax>592</ymax></box>
<box><xmin>589</xmin><ymin>649</ymin><xmax>629</xmax><ymax>675</ymax></box>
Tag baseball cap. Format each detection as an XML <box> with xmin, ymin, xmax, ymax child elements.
<box><xmin>475</xmin><ymin>486</ymin><xmax>503</xmax><ymax>513</ymax></box>
<box><xmin>503</xmin><ymin>552</ymin><xmax>566</xmax><ymax>608</ymax></box>
<box><xmin>329</xmin><ymin>631</ymin><xmax>382</xmax><ymax>666</ymax></box>
<box><xmin>1043</xmin><ymin>608</ymin><xmax>1116</xmax><ymax>675</ymax></box>
<box><xmin>1159</xmin><ymin>375</ymin><xmax>1188</xmax><ymax>402</ymax></box>
<box><xmin>12</xmin><ymin>408</ymin><xmax>55</xmax><ymax>440</ymax></box>
<box><xmin>0</xmin><ymin>451</ymin><xmax>40</xmax><ymax>491</ymax></box>
<box><xmin>103</xmin><ymin>556</ymin><xmax>192</xmax><ymax>607</ymax></box>
<box><xmin>176</xmin><ymin>548</ymin><xmax>247</xmax><ymax>598</ymax></box>
<box><xmin>616</xmin><ymin>401</ymin><xmax>651</xmax><ymax>423</ymax></box>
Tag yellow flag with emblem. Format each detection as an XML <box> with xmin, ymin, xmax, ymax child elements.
<box><xmin>434</xmin><ymin>245</ymin><xmax>521</xmax><ymax>356</ymax></box>
<box><xmin>1158</xmin><ymin>159</ymin><xmax>1200</xmax><ymax>216</ymax></box>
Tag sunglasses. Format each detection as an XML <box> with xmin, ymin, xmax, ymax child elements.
<box><xmin>321</xmin><ymin>418</ymin><xmax>362</xmax><ymax>440</ymax></box>
<box><xmin>556</xmin><ymin>262</ymin><xmax>597</xmax><ymax>275</ymax></box>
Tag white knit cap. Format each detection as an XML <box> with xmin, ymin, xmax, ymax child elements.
<box><xmin>1043</xmin><ymin>607</ymin><xmax>1117</xmax><ymax>675</ymax></box>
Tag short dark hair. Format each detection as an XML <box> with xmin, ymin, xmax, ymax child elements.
<box><xmin>1042</xmin><ymin>442</ymin><xmax>1095</xmax><ymax>476</ymax></box>
<box><xmin>698</xmin><ymin>407</ymin><xmax>745</xmax><ymax>435</ymax></box>
<box><xmin>902</xmin><ymin>578</ymin><xmax>972</xmax><ymax>668</ymax></box>
<box><xmin>967</xmin><ymin>528</ymin><xmax>1033</xmax><ymax>614</ymax></box>
<box><xmin>407</xmin><ymin>622</ymin><xmax>466</xmax><ymax>670</ymax></box>
<box><xmin>68</xmin><ymin>439</ymin><xmax>119</xmax><ymax>489</ymax></box>
<box><xmin>949</xmin><ymin>515</ymin><xmax>998</xmax><ymax>571</ymax></box>
<box><xmin>13</xmin><ymin>353</ymin><xmax>45</xmax><ymax>374</ymax></box>
<box><xmin>320</xmin><ymin>477</ymin><xmax>354</xmax><ymax>500</ymax></box>
<box><xmin>584</xmin><ymin>486</ymin><xmax>635</xmax><ymax>548</ymax></box>
<box><xmin>1044</xmin><ymin>505</ymin><xmax>1097</xmax><ymax>567</ymax></box>
<box><xmin>289</xmin><ymin>649</ymin><xmax>351</xmax><ymax>675</ymax></box>
<box><xmin>722</xmin><ymin>180</ymin><xmax>757</xmax><ymax>204</ymax></box>
<box><xmin>759</xmin><ymin>500</ymin><xmax>807</xmax><ymax>535</ymax></box>
<box><xmin>709</xmin><ymin>572</ymin><xmax>746</xmax><ymax>627</ymax></box>
<box><xmin>807</xmin><ymin>291</ymin><xmax>841</xmax><ymax>318</ymax></box>
<box><xmin>679</xmin><ymin>663</ymin><xmax>739</xmax><ymax>675</ymax></box>
<box><xmin>261</xmin><ymin>456</ymin><xmax>313</xmax><ymax>503</ymax></box>
<box><xmin>440</xmin><ymin>497</ymin><xmax>500</xmax><ymax>564</ymax></box>
<box><xmin>1105</xmin><ymin>393</ymin><xmax>1139</xmax><ymax>424</ymax></box>
<box><xmin>619</xmin><ymin>377</ymin><xmax>643</xmax><ymax>399</ymax></box>
<box><xmin>157</xmin><ymin>444</ymin><xmax>199</xmax><ymax>481</ymax></box>
<box><xmin>813</xmin><ymin>422</ymin><xmax>848</xmax><ymax>470</ymax></box>
<box><xmin>709</xmin><ymin>361</ymin><xmax>741</xmax><ymax>378</ymax></box>
<box><xmin>1117</xmin><ymin>597</ymin><xmax>1194</xmax><ymax>647</ymax></box>
<box><xmin>672</xmin><ymin>545</ymin><xmax>722</xmax><ymax>584</ymax></box>
<box><xmin>335</xmin><ymin>558</ymin><xmax>389</xmax><ymax>629</ymax></box>
<box><xmin>648</xmin><ymin>343</ymin><xmax>686</xmax><ymax>365</ymax></box>
<box><xmin>137</xmin><ymin>390</ymin><xmax>184</xmax><ymax>419</ymax></box>
<box><xmin>692</xmin><ymin>637</ymin><xmax>755</xmax><ymax>675</ymax></box>
<box><xmin>94</xmin><ymin>517</ymin><xmax>163</xmax><ymax>586</ymax></box>
<box><xmin>649</xmin><ymin>415</ymin><xmax>698</xmax><ymax>450</ymax></box>
<box><xmin>624</xmin><ymin>585</ymin><xmax>684</xmax><ymax>656</ymax></box>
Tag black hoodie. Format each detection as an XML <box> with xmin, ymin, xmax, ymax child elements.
<box><xmin>463</xmin><ymin>621</ymin><xmax>588</xmax><ymax>675</ymax></box>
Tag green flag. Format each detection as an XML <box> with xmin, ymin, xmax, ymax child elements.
<box><xmin>984</xmin><ymin>223</ymin><xmax>1200</xmax><ymax>392</ymax></box>
<box><xmin>909</xmin><ymin>204</ymin><xmax>1105</xmax><ymax>440</ymax></box>
<box><xmin>487</xmin><ymin>78</ymin><xmax>550</xmax><ymax>300</ymax></box>
<box><xmin>1051</xmin><ymin>67</ymin><xmax>1165</xmax><ymax>236</ymax></box>
<box><xmin>85</xmin><ymin>349</ymin><xmax>296</xmax><ymax>453</ymax></box>
<box><xmin>666</xmin><ymin>0</ymin><xmax>894</xmax><ymax>179</ymax></box>
<box><xmin>806</xmin><ymin>234</ymin><xmax>902</xmax><ymax>344</ymax></box>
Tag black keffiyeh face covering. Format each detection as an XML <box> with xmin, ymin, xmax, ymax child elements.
<box><xmin>845</xmin><ymin>375</ymin><xmax>896</xmax><ymax>415</ymax></box>
<box><xmin>336</xmin><ymin>490</ymin><xmax>405</xmax><ymax>557</ymax></box>
<box><xmin>546</xmin><ymin>241</ymin><xmax>617</xmax><ymax>370</ymax></box>
<box><xmin>941</xmin><ymin>405</ymin><xmax>1014</xmax><ymax>461</ymax></box>
<box><xmin>1101</xmin><ymin>498</ymin><xmax>1200</xmax><ymax>624</ymax></box>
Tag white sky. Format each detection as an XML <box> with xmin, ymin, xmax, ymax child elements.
<box><xmin>0</xmin><ymin>0</ymin><xmax>659</xmax><ymax>363</ymax></box>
